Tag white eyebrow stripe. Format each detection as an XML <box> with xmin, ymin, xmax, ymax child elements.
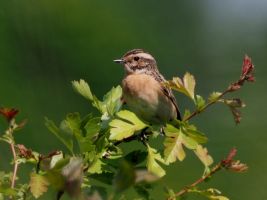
<box><xmin>136</xmin><ymin>53</ymin><xmax>155</xmax><ymax>60</ymax></box>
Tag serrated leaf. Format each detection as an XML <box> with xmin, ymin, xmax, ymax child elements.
<box><xmin>208</xmin><ymin>195</ymin><xmax>229</xmax><ymax>200</ymax></box>
<box><xmin>202</xmin><ymin>188</ymin><xmax>229</xmax><ymax>200</ymax></box>
<box><xmin>208</xmin><ymin>92</ymin><xmax>222</xmax><ymax>102</ymax></box>
<box><xmin>183</xmin><ymin>72</ymin><xmax>196</xmax><ymax>99</ymax></box>
<box><xmin>195</xmin><ymin>95</ymin><xmax>206</xmax><ymax>111</ymax></box>
<box><xmin>102</xmin><ymin>86</ymin><xmax>122</xmax><ymax>116</ymax></box>
<box><xmin>186</xmin><ymin>128</ymin><xmax>208</xmax><ymax>144</ymax></box>
<box><xmin>50</xmin><ymin>152</ymin><xmax>64</xmax><ymax>169</ymax></box>
<box><xmin>109</xmin><ymin>110</ymin><xmax>147</xmax><ymax>141</ymax></box>
<box><xmin>72</xmin><ymin>79</ymin><xmax>103</xmax><ymax>112</ymax></box>
<box><xmin>194</xmin><ymin>145</ymin><xmax>213</xmax><ymax>167</ymax></box>
<box><xmin>165</xmin><ymin>72</ymin><xmax>196</xmax><ymax>100</ymax></box>
<box><xmin>72</xmin><ymin>79</ymin><xmax>93</xmax><ymax>101</ymax></box>
<box><xmin>164</xmin><ymin>125</ymin><xmax>198</xmax><ymax>163</ymax></box>
<box><xmin>63</xmin><ymin>113</ymin><xmax>94</xmax><ymax>153</ymax></box>
<box><xmin>88</xmin><ymin>158</ymin><xmax>105</xmax><ymax>174</ymax></box>
<box><xmin>146</xmin><ymin>144</ymin><xmax>166</xmax><ymax>177</ymax></box>
<box><xmin>84</xmin><ymin>117</ymin><xmax>101</xmax><ymax>138</ymax></box>
<box><xmin>45</xmin><ymin>118</ymin><xmax>73</xmax><ymax>154</ymax></box>
<box><xmin>30</xmin><ymin>173</ymin><xmax>49</xmax><ymax>199</ymax></box>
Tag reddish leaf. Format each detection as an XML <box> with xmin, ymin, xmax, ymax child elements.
<box><xmin>242</xmin><ymin>55</ymin><xmax>255</xmax><ymax>81</ymax></box>
<box><xmin>0</xmin><ymin>108</ymin><xmax>19</xmax><ymax>122</ymax></box>
<box><xmin>228</xmin><ymin>160</ymin><xmax>248</xmax><ymax>173</ymax></box>
<box><xmin>17</xmin><ymin>144</ymin><xmax>33</xmax><ymax>159</ymax></box>
<box><xmin>223</xmin><ymin>148</ymin><xmax>237</xmax><ymax>165</ymax></box>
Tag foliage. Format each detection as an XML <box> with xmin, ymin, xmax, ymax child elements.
<box><xmin>0</xmin><ymin>55</ymin><xmax>254</xmax><ymax>199</ymax></box>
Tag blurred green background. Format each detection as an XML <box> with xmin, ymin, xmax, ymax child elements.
<box><xmin>0</xmin><ymin>0</ymin><xmax>266</xmax><ymax>199</ymax></box>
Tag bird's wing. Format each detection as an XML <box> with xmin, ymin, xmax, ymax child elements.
<box><xmin>154</xmin><ymin>72</ymin><xmax>182</xmax><ymax>120</ymax></box>
<box><xmin>162</xmin><ymin>86</ymin><xmax>182</xmax><ymax>120</ymax></box>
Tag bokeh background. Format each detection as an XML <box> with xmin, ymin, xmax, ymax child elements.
<box><xmin>0</xmin><ymin>0</ymin><xmax>266</xmax><ymax>199</ymax></box>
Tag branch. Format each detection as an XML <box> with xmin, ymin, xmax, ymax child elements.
<box><xmin>183</xmin><ymin>90</ymin><xmax>228</xmax><ymax>121</ymax></box>
<box><xmin>168</xmin><ymin>148</ymin><xmax>248</xmax><ymax>199</ymax></box>
<box><xmin>183</xmin><ymin>55</ymin><xmax>255</xmax><ymax>122</ymax></box>
<box><xmin>6</xmin><ymin>120</ymin><xmax>20</xmax><ymax>197</ymax></box>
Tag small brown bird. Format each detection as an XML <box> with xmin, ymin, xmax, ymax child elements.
<box><xmin>114</xmin><ymin>49</ymin><xmax>181</xmax><ymax>124</ymax></box>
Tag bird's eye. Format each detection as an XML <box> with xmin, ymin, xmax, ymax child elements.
<box><xmin>134</xmin><ymin>56</ymin><xmax>139</xmax><ymax>61</ymax></box>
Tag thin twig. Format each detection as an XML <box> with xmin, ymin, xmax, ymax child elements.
<box><xmin>6</xmin><ymin>122</ymin><xmax>20</xmax><ymax>200</ymax></box>
<box><xmin>169</xmin><ymin>163</ymin><xmax>222</xmax><ymax>198</ymax></box>
<box><xmin>183</xmin><ymin>90</ymin><xmax>229</xmax><ymax>122</ymax></box>
<box><xmin>183</xmin><ymin>71</ymin><xmax>252</xmax><ymax>121</ymax></box>
<box><xmin>168</xmin><ymin>148</ymin><xmax>242</xmax><ymax>199</ymax></box>
<box><xmin>10</xmin><ymin>141</ymin><xmax>19</xmax><ymax>189</ymax></box>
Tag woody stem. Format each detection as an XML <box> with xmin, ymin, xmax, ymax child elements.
<box><xmin>183</xmin><ymin>89</ymin><xmax>230</xmax><ymax>122</ymax></box>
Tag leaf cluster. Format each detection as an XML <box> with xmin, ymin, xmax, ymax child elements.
<box><xmin>0</xmin><ymin>54</ymin><xmax>254</xmax><ymax>200</ymax></box>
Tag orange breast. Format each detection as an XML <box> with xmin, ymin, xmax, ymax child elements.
<box><xmin>122</xmin><ymin>74</ymin><xmax>177</xmax><ymax>124</ymax></box>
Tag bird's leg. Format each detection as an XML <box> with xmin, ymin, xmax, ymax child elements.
<box><xmin>138</xmin><ymin>127</ymin><xmax>149</xmax><ymax>145</ymax></box>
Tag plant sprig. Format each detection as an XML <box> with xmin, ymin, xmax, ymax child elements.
<box><xmin>0</xmin><ymin>55</ymin><xmax>254</xmax><ymax>200</ymax></box>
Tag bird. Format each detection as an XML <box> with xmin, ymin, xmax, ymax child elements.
<box><xmin>114</xmin><ymin>49</ymin><xmax>181</xmax><ymax>125</ymax></box>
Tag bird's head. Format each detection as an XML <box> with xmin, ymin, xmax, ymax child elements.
<box><xmin>114</xmin><ymin>49</ymin><xmax>158</xmax><ymax>74</ymax></box>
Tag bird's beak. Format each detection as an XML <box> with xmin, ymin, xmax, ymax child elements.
<box><xmin>113</xmin><ymin>59</ymin><xmax>124</xmax><ymax>64</ymax></box>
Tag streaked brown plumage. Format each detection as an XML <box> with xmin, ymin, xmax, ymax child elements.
<box><xmin>114</xmin><ymin>49</ymin><xmax>181</xmax><ymax>124</ymax></box>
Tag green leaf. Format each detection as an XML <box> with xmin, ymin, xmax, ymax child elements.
<box><xmin>166</xmin><ymin>72</ymin><xmax>196</xmax><ymax>100</ymax></box>
<box><xmin>109</xmin><ymin>110</ymin><xmax>147</xmax><ymax>141</ymax></box>
<box><xmin>84</xmin><ymin>117</ymin><xmax>101</xmax><ymax>138</ymax></box>
<box><xmin>194</xmin><ymin>145</ymin><xmax>213</xmax><ymax>167</ymax></box>
<box><xmin>102</xmin><ymin>85</ymin><xmax>122</xmax><ymax>116</ymax></box>
<box><xmin>63</xmin><ymin>113</ymin><xmax>95</xmax><ymax>153</ymax></box>
<box><xmin>164</xmin><ymin>125</ymin><xmax>198</xmax><ymax>163</ymax></box>
<box><xmin>182</xmin><ymin>109</ymin><xmax>191</xmax><ymax>121</ymax></box>
<box><xmin>195</xmin><ymin>95</ymin><xmax>206</xmax><ymax>111</ymax></box>
<box><xmin>72</xmin><ymin>79</ymin><xmax>103</xmax><ymax>112</ymax></box>
<box><xmin>50</xmin><ymin>152</ymin><xmax>64</xmax><ymax>169</ymax></box>
<box><xmin>88</xmin><ymin>158</ymin><xmax>105</xmax><ymax>174</ymax></box>
<box><xmin>183</xmin><ymin>72</ymin><xmax>196</xmax><ymax>99</ymax></box>
<box><xmin>146</xmin><ymin>144</ymin><xmax>166</xmax><ymax>177</ymax></box>
<box><xmin>192</xmin><ymin>188</ymin><xmax>229</xmax><ymax>200</ymax></box>
<box><xmin>30</xmin><ymin>173</ymin><xmax>49</xmax><ymax>199</ymax></box>
<box><xmin>186</xmin><ymin>128</ymin><xmax>208</xmax><ymax>144</ymax></box>
<box><xmin>208</xmin><ymin>92</ymin><xmax>222</xmax><ymax>102</ymax></box>
<box><xmin>46</xmin><ymin>170</ymin><xmax>65</xmax><ymax>190</ymax></box>
<box><xmin>113</xmin><ymin>161</ymin><xmax>135</xmax><ymax>192</ymax></box>
<box><xmin>0</xmin><ymin>185</ymin><xmax>17</xmax><ymax>197</ymax></box>
<box><xmin>72</xmin><ymin>79</ymin><xmax>93</xmax><ymax>101</ymax></box>
<box><xmin>45</xmin><ymin>118</ymin><xmax>74</xmax><ymax>154</ymax></box>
